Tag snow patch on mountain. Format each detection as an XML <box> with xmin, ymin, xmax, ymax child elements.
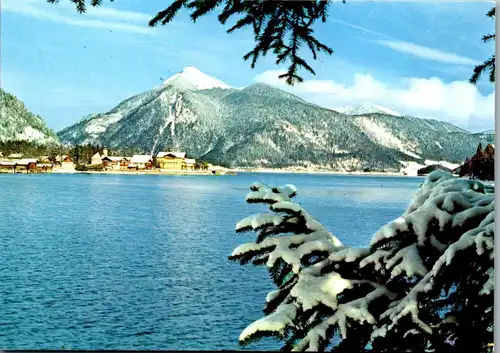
<box><xmin>399</xmin><ymin>159</ymin><xmax>461</xmax><ymax>176</ymax></box>
<box><xmin>355</xmin><ymin>117</ymin><xmax>421</xmax><ymax>159</ymax></box>
<box><xmin>162</xmin><ymin>66</ymin><xmax>231</xmax><ymax>91</ymax></box>
<box><xmin>84</xmin><ymin>113</ymin><xmax>123</xmax><ymax>135</ymax></box>
<box><xmin>424</xmin><ymin>160</ymin><xmax>460</xmax><ymax>170</ymax></box>
<box><xmin>334</xmin><ymin>102</ymin><xmax>401</xmax><ymax>117</ymax></box>
<box><xmin>16</xmin><ymin>126</ymin><xmax>47</xmax><ymax>141</ymax></box>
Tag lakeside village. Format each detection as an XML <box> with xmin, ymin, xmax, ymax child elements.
<box><xmin>0</xmin><ymin>148</ymin><xmax>234</xmax><ymax>175</ymax></box>
<box><xmin>0</xmin><ymin>140</ymin><xmax>494</xmax><ymax>179</ymax></box>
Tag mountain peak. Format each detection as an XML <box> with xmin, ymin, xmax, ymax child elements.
<box><xmin>334</xmin><ymin>102</ymin><xmax>401</xmax><ymax>117</ymax></box>
<box><xmin>161</xmin><ymin>66</ymin><xmax>231</xmax><ymax>91</ymax></box>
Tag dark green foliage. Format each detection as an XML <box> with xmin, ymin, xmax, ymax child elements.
<box><xmin>470</xmin><ymin>6</ymin><xmax>495</xmax><ymax>84</ymax></box>
<box><xmin>75</xmin><ymin>163</ymin><xmax>104</xmax><ymax>171</ymax></box>
<box><xmin>75</xmin><ymin>164</ymin><xmax>88</xmax><ymax>171</ymax></box>
<box><xmin>68</xmin><ymin>143</ymin><xmax>143</xmax><ymax>164</ymax></box>
<box><xmin>0</xmin><ymin>140</ymin><xmax>138</xmax><ymax>167</ymax></box>
<box><xmin>0</xmin><ymin>140</ymin><xmax>63</xmax><ymax>158</ymax></box>
<box><xmin>47</xmin><ymin>0</ymin><xmax>114</xmax><ymax>13</ymax></box>
<box><xmin>69</xmin><ymin>144</ymin><xmax>104</xmax><ymax>164</ymax></box>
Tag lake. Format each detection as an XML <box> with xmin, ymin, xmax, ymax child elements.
<box><xmin>0</xmin><ymin>173</ymin><xmax>423</xmax><ymax>350</ymax></box>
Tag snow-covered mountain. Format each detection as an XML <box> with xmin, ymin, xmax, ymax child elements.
<box><xmin>57</xmin><ymin>67</ymin><xmax>493</xmax><ymax>172</ymax></box>
<box><xmin>0</xmin><ymin>88</ymin><xmax>60</xmax><ymax>145</ymax></box>
<box><xmin>334</xmin><ymin>102</ymin><xmax>401</xmax><ymax>116</ymax></box>
<box><xmin>160</xmin><ymin>66</ymin><xmax>231</xmax><ymax>91</ymax></box>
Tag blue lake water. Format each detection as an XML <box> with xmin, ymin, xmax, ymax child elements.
<box><xmin>0</xmin><ymin>173</ymin><xmax>423</xmax><ymax>350</ymax></box>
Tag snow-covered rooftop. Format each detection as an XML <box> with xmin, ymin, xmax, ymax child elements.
<box><xmin>16</xmin><ymin>158</ymin><xmax>37</xmax><ymax>165</ymax></box>
<box><xmin>157</xmin><ymin>151</ymin><xmax>186</xmax><ymax>159</ymax></box>
<box><xmin>0</xmin><ymin>161</ymin><xmax>15</xmax><ymax>166</ymax></box>
<box><xmin>103</xmin><ymin>156</ymin><xmax>128</xmax><ymax>162</ymax></box>
<box><xmin>131</xmin><ymin>155</ymin><xmax>152</xmax><ymax>164</ymax></box>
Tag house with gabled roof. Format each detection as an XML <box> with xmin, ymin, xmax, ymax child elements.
<box><xmin>91</xmin><ymin>152</ymin><xmax>102</xmax><ymax>165</ymax></box>
<box><xmin>102</xmin><ymin>156</ymin><xmax>129</xmax><ymax>170</ymax></box>
<box><xmin>156</xmin><ymin>151</ymin><xmax>188</xmax><ymax>170</ymax></box>
<box><xmin>129</xmin><ymin>155</ymin><xmax>153</xmax><ymax>170</ymax></box>
<box><xmin>60</xmin><ymin>155</ymin><xmax>76</xmax><ymax>171</ymax></box>
<box><xmin>185</xmin><ymin>158</ymin><xmax>196</xmax><ymax>170</ymax></box>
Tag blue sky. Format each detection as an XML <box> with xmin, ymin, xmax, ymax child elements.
<box><xmin>1</xmin><ymin>0</ymin><xmax>495</xmax><ymax>132</ymax></box>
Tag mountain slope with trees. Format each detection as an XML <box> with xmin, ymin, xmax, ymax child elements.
<box><xmin>57</xmin><ymin>71</ymin><xmax>493</xmax><ymax>172</ymax></box>
<box><xmin>0</xmin><ymin>89</ymin><xmax>60</xmax><ymax>145</ymax></box>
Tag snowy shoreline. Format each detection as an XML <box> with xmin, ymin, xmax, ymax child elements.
<box><xmin>2</xmin><ymin>168</ymin><xmax>418</xmax><ymax>177</ymax></box>
<box><xmin>50</xmin><ymin>170</ymin><xmax>228</xmax><ymax>176</ymax></box>
<box><xmin>233</xmin><ymin>168</ymin><xmax>409</xmax><ymax>176</ymax></box>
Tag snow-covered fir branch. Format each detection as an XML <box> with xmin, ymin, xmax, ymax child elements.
<box><xmin>229</xmin><ymin>170</ymin><xmax>494</xmax><ymax>352</ymax></box>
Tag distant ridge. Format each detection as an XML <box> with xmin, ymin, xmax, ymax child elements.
<box><xmin>57</xmin><ymin>67</ymin><xmax>494</xmax><ymax>172</ymax></box>
<box><xmin>334</xmin><ymin>102</ymin><xmax>401</xmax><ymax>117</ymax></box>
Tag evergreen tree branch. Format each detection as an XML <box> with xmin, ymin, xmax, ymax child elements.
<box><xmin>470</xmin><ymin>6</ymin><xmax>495</xmax><ymax>84</ymax></box>
<box><xmin>470</xmin><ymin>55</ymin><xmax>495</xmax><ymax>84</ymax></box>
<box><xmin>232</xmin><ymin>171</ymin><xmax>494</xmax><ymax>351</ymax></box>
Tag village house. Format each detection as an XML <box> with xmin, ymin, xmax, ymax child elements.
<box><xmin>34</xmin><ymin>156</ymin><xmax>53</xmax><ymax>172</ymax></box>
<box><xmin>129</xmin><ymin>155</ymin><xmax>153</xmax><ymax>170</ymax></box>
<box><xmin>185</xmin><ymin>158</ymin><xmax>196</xmax><ymax>170</ymax></box>
<box><xmin>102</xmin><ymin>156</ymin><xmax>129</xmax><ymax>170</ymax></box>
<box><xmin>14</xmin><ymin>159</ymin><xmax>38</xmax><ymax>173</ymax></box>
<box><xmin>36</xmin><ymin>163</ymin><xmax>54</xmax><ymax>172</ymax></box>
<box><xmin>54</xmin><ymin>155</ymin><xmax>69</xmax><ymax>166</ymax></box>
<box><xmin>0</xmin><ymin>160</ymin><xmax>16</xmax><ymax>172</ymax></box>
<box><xmin>156</xmin><ymin>152</ymin><xmax>187</xmax><ymax>170</ymax></box>
<box><xmin>90</xmin><ymin>152</ymin><xmax>102</xmax><ymax>165</ymax></box>
<box><xmin>60</xmin><ymin>155</ymin><xmax>76</xmax><ymax>171</ymax></box>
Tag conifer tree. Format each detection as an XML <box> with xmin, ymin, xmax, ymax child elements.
<box><xmin>230</xmin><ymin>170</ymin><xmax>494</xmax><ymax>352</ymax></box>
<box><xmin>477</xmin><ymin>142</ymin><xmax>484</xmax><ymax>155</ymax></box>
<box><xmin>470</xmin><ymin>6</ymin><xmax>495</xmax><ymax>84</ymax></box>
<box><xmin>459</xmin><ymin>157</ymin><xmax>470</xmax><ymax>177</ymax></box>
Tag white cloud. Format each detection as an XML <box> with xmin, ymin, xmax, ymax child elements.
<box><xmin>2</xmin><ymin>0</ymin><xmax>158</xmax><ymax>35</ymax></box>
<box><xmin>376</xmin><ymin>40</ymin><xmax>479</xmax><ymax>66</ymax></box>
<box><xmin>330</xmin><ymin>18</ymin><xmax>394</xmax><ymax>40</ymax></box>
<box><xmin>82</xmin><ymin>6</ymin><xmax>151</xmax><ymax>23</ymax></box>
<box><xmin>253</xmin><ymin>69</ymin><xmax>494</xmax><ymax>132</ymax></box>
<box><xmin>331</xmin><ymin>18</ymin><xmax>481</xmax><ymax>67</ymax></box>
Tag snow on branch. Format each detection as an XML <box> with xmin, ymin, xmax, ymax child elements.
<box><xmin>230</xmin><ymin>171</ymin><xmax>494</xmax><ymax>351</ymax></box>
